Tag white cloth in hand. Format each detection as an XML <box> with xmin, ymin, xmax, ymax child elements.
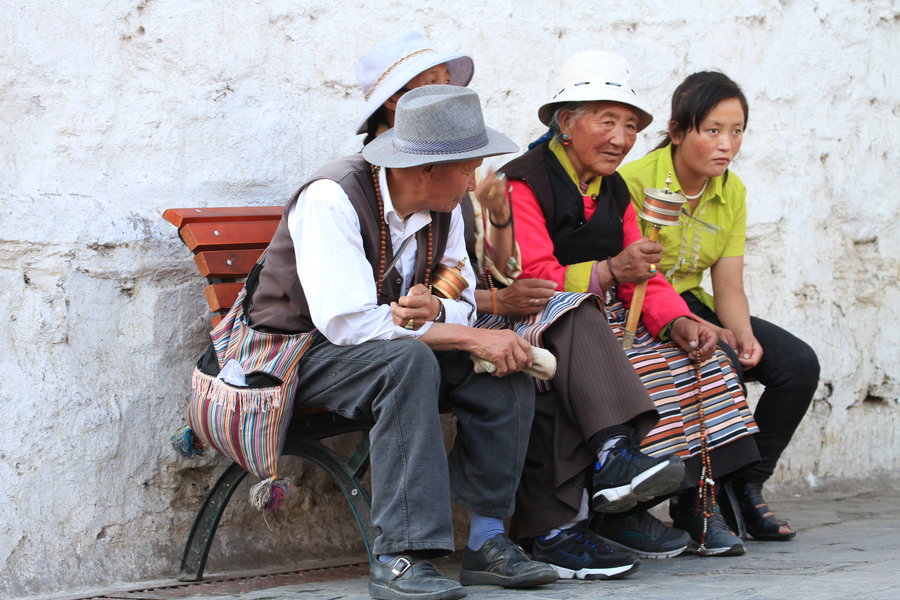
<box><xmin>471</xmin><ymin>346</ymin><xmax>557</xmax><ymax>380</ymax></box>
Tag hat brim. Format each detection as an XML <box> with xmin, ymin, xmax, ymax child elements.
<box><xmin>355</xmin><ymin>53</ymin><xmax>475</xmax><ymax>135</ymax></box>
<box><xmin>362</xmin><ymin>125</ymin><xmax>518</xmax><ymax>168</ymax></box>
<box><xmin>538</xmin><ymin>87</ymin><xmax>653</xmax><ymax>132</ymax></box>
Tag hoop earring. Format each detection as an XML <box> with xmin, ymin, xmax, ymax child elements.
<box><xmin>561</xmin><ymin>133</ymin><xmax>571</xmax><ymax>147</ymax></box>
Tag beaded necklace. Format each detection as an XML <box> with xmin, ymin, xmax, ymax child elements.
<box><xmin>682</xmin><ymin>177</ymin><xmax>709</xmax><ymax>200</ymax></box>
<box><xmin>370</xmin><ymin>164</ymin><xmax>433</xmax><ymax>298</ymax></box>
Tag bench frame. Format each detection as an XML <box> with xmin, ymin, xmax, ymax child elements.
<box><xmin>164</xmin><ymin>207</ymin><xmax>379</xmax><ymax>582</ymax></box>
<box><xmin>163</xmin><ymin>205</ymin><xmax>747</xmax><ymax>580</ymax></box>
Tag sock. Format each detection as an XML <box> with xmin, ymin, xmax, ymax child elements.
<box><xmin>467</xmin><ymin>513</ymin><xmax>505</xmax><ymax>551</ymax></box>
<box><xmin>540</xmin><ymin>490</ymin><xmax>590</xmax><ymax>540</ymax></box>
<box><xmin>587</xmin><ymin>424</ymin><xmax>635</xmax><ymax>464</ymax></box>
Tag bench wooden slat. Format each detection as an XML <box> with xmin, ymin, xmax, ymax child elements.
<box><xmin>163</xmin><ymin>207</ymin><xmax>283</xmax><ymax>228</ymax></box>
<box><xmin>204</xmin><ymin>282</ymin><xmax>244</xmax><ymax>312</ymax></box>
<box><xmin>180</xmin><ymin>221</ymin><xmax>280</xmax><ymax>252</ymax></box>
<box><xmin>194</xmin><ymin>249</ymin><xmax>264</xmax><ymax>279</ymax></box>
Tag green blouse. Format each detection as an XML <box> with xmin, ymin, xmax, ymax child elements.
<box><xmin>619</xmin><ymin>144</ymin><xmax>747</xmax><ymax>311</ymax></box>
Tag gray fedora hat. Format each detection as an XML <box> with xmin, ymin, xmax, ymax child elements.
<box><xmin>362</xmin><ymin>85</ymin><xmax>517</xmax><ymax>168</ymax></box>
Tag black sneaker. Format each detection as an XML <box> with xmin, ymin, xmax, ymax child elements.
<box><xmin>594</xmin><ymin>510</ymin><xmax>690</xmax><ymax>559</ymax></box>
<box><xmin>672</xmin><ymin>503</ymin><xmax>745</xmax><ymax>557</ymax></box>
<box><xmin>591</xmin><ymin>439</ymin><xmax>685</xmax><ymax>513</ymax></box>
<box><xmin>531</xmin><ymin>522</ymin><xmax>639</xmax><ymax>580</ymax></box>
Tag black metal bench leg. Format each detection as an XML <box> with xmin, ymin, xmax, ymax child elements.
<box><xmin>178</xmin><ymin>462</ymin><xmax>248</xmax><ymax>581</ymax></box>
<box><xmin>284</xmin><ymin>436</ymin><xmax>377</xmax><ymax>566</ymax></box>
<box><xmin>178</xmin><ymin>432</ymin><xmax>375</xmax><ymax>581</ymax></box>
<box><xmin>719</xmin><ymin>481</ymin><xmax>748</xmax><ymax>540</ymax></box>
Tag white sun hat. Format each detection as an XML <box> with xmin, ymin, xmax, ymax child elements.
<box><xmin>355</xmin><ymin>30</ymin><xmax>474</xmax><ymax>135</ymax></box>
<box><xmin>538</xmin><ymin>50</ymin><xmax>653</xmax><ymax>132</ymax></box>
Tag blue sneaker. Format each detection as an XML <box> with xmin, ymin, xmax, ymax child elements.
<box><xmin>591</xmin><ymin>439</ymin><xmax>685</xmax><ymax>513</ymax></box>
<box><xmin>531</xmin><ymin>522</ymin><xmax>639</xmax><ymax>580</ymax></box>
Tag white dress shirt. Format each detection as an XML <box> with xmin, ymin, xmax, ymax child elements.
<box><xmin>288</xmin><ymin>166</ymin><xmax>476</xmax><ymax>345</ymax></box>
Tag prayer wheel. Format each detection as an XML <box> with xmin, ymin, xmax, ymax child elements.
<box><xmin>622</xmin><ymin>174</ymin><xmax>687</xmax><ymax>349</ymax></box>
<box><xmin>431</xmin><ymin>260</ymin><xmax>469</xmax><ymax>300</ymax></box>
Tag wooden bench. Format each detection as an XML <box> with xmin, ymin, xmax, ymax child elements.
<box><xmin>163</xmin><ymin>207</ymin><xmax>378</xmax><ymax>582</ymax></box>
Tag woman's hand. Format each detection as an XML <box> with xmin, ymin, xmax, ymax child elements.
<box><xmin>391</xmin><ymin>284</ymin><xmax>438</xmax><ymax>330</ymax></box>
<box><xmin>735</xmin><ymin>332</ymin><xmax>763</xmax><ymax>368</ymax></box>
<box><xmin>694</xmin><ymin>315</ymin><xmax>738</xmax><ymax>349</ymax></box>
<box><xmin>496</xmin><ymin>279</ymin><xmax>557</xmax><ymax>316</ymax></box>
<box><xmin>612</xmin><ymin>237</ymin><xmax>664</xmax><ymax>284</ymax></box>
<box><xmin>669</xmin><ymin>317</ymin><xmax>718</xmax><ymax>362</ymax></box>
<box><xmin>475</xmin><ymin>170</ymin><xmax>509</xmax><ymax>214</ymax></box>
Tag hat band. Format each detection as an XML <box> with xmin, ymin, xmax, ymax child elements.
<box><xmin>364</xmin><ymin>48</ymin><xmax>435</xmax><ymax>101</ymax></box>
<box><xmin>392</xmin><ymin>130</ymin><xmax>489</xmax><ymax>155</ymax></box>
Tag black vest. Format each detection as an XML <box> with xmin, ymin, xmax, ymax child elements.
<box><xmin>501</xmin><ymin>143</ymin><xmax>630</xmax><ymax>265</ymax></box>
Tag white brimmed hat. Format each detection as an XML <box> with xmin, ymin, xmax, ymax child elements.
<box><xmin>538</xmin><ymin>50</ymin><xmax>653</xmax><ymax>131</ymax></box>
<box><xmin>362</xmin><ymin>85</ymin><xmax>517</xmax><ymax>168</ymax></box>
<box><xmin>355</xmin><ymin>30</ymin><xmax>474</xmax><ymax>135</ymax></box>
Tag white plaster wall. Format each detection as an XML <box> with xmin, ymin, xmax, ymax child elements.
<box><xmin>0</xmin><ymin>0</ymin><xmax>897</xmax><ymax>596</ymax></box>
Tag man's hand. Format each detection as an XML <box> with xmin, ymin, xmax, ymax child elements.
<box><xmin>669</xmin><ymin>317</ymin><xmax>717</xmax><ymax>362</ymax></box>
<box><xmin>391</xmin><ymin>284</ymin><xmax>438</xmax><ymax>330</ymax></box>
<box><xmin>496</xmin><ymin>279</ymin><xmax>557</xmax><ymax>316</ymax></box>
<box><xmin>613</xmin><ymin>237</ymin><xmax>663</xmax><ymax>284</ymax></box>
<box><xmin>468</xmin><ymin>328</ymin><xmax>532</xmax><ymax>377</ymax></box>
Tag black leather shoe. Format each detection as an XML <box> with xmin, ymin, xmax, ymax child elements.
<box><xmin>369</xmin><ymin>555</ymin><xmax>466</xmax><ymax>600</ymax></box>
<box><xmin>459</xmin><ymin>533</ymin><xmax>558</xmax><ymax>588</ymax></box>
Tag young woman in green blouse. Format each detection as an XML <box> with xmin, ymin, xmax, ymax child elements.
<box><xmin>620</xmin><ymin>71</ymin><xmax>820</xmax><ymax>542</ymax></box>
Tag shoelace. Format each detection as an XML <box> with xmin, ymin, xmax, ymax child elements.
<box><xmin>704</xmin><ymin>511</ymin><xmax>731</xmax><ymax>533</ymax></box>
<box><xmin>596</xmin><ymin>446</ymin><xmax>638</xmax><ymax>470</ymax></box>
<box><xmin>631</xmin><ymin>511</ymin><xmax>669</xmax><ymax>537</ymax></box>
<box><xmin>573</xmin><ymin>528</ymin><xmax>614</xmax><ymax>553</ymax></box>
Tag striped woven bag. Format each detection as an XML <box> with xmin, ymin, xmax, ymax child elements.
<box><xmin>179</xmin><ymin>257</ymin><xmax>317</xmax><ymax>510</ymax></box>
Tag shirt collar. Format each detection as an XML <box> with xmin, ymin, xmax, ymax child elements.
<box><xmin>659</xmin><ymin>144</ymin><xmax>726</xmax><ymax>204</ymax></box>
<box><xmin>549</xmin><ymin>137</ymin><xmax>603</xmax><ymax>197</ymax></box>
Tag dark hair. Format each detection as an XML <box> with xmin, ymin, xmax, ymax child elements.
<box><xmin>655</xmin><ymin>71</ymin><xmax>749</xmax><ymax>151</ymax></box>
<box><xmin>362</xmin><ymin>105</ymin><xmax>388</xmax><ymax>146</ymax></box>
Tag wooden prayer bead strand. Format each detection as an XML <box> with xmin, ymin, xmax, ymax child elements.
<box><xmin>693</xmin><ymin>358</ymin><xmax>717</xmax><ymax>556</ymax></box>
<box><xmin>372</xmin><ymin>165</ymin><xmax>389</xmax><ymax>298</ymax></box>
<box><xmin>370</xmin><ymin>164</ymin><xmax>433</xmax><ymax>296</ymax></box>
<box><xmin>423</xmin><ymin>225</ymin><xmax>433</xmax><ymax>288</ymax></box>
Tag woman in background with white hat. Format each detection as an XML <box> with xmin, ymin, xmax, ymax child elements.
<box><xmin>620</xmin><ymin>71</ymin><xmax>819</xmax><ymax>543</ymax></box>
<box><xmin>502</xmin><ymin>50</ymin><xmax>761</xmax><ymax>559</ymax></box>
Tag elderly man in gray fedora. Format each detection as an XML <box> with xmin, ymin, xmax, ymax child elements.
<box><xmin>249</xmin><ymin>85</ymin><xmax>557</xmax><ymax>600</ymax></box>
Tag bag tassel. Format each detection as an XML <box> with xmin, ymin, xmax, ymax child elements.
<box><xmin>170</xmin><ymin>424</ymin><xmax>206</xmax><ymax>458</ymax></box>
<box><xmin>249</xmin><ymin>476</ymin><xmax>294</xmax><ymax>511</ymax></box>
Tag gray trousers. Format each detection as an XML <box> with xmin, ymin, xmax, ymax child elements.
<box><xmin>295</xmin><ymin>336</ymin><xmax>535</xmax><ymax>556</ymax></box>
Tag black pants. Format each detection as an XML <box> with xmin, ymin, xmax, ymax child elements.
<box><xmin>682</xmin><ymin>292</ymin><xmax>819</xmax><ymax>483</ymax></box>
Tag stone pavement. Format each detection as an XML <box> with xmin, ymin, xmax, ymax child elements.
<box><xmin>41</xmin><ymin>476</ymin><xmax>900</xmax><ymax>600</ymax></box>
